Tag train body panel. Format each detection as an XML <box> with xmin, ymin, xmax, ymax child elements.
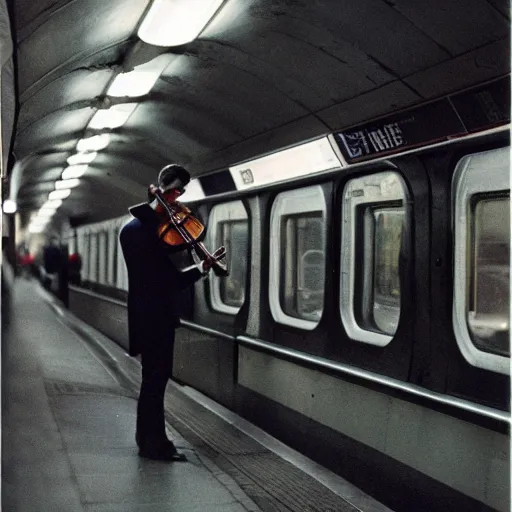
<box><xmin>67</xmin><ymin>119</ymin><xmax>510</xmax><ymax>511</ymax></box>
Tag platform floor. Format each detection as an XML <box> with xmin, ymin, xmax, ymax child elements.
<box><xmin>2</xmin><ymin>278</ymin><xmax>392</xmax><ymax>512</ymax></box>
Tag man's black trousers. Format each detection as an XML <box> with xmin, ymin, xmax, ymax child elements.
<box><xmin>137</xmin><ymin>332</ymin><xmax>175</xmax><ymax>446</ymax></box>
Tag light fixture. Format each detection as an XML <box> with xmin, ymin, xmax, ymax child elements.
<box><xmin>107</xmin><ymin>71</ymin><xmax>158</xmax><ymax>97</ymax></box>
<box><xmin>40</xmin><ymin>199</ymin><xmax>63</xmax><ymax>210</ymax></box>
<box><xmin>77</xmin><ymin>134</ymin><xmax>111</xmax><ymax>152</ymax></box>
<box><xmin>88</xmin><ymin>103</ymin><xmax>138</xmax><ymax>130</ymax></box>
<box><xmin>36</xmin><ymin>209</ymin><xmax>55</xmax><ymax>218</ymax></box>
<box><xmin>49</xmin><ymin>189</ymin><xmax>71</xmax><ymax>200</ymax></box>
<box><xmin>55</xmin><ymin>179</ymin><xmax>80</xmax><ymax>189</ymax></box>
<box><xmin>3</xmin><ymin>199</ymin><xmax>17</xmax><ymax>213</ymax></box>
<box><xmin>108</xmin><ymin>71</ymin><xmax>155</xmax><ymax>98</ymax></box>
<box><xmin>28</xmin><ymin>225</ymin><xmax>46</xmax><ymax>234</ymax></box>
<box><xmin>29</xmin><ymin>215</ymin><xmax>50</xmax><ymax>230</ymax></box>
<box><xmin>30</xmin><ymin>216</ymin><xmax>50</xmax><ymax>226</ymax></box>
<box><xmin>107</xmin><ymin>55</ymin><xmax>171</xmax><ymax>97</ymax></box>
<box><xmin>67</xmin><ymin>152</ymin><xmax>97</xmax><ymax>166</ymax></box>
<box><xmin>138</xmin><ymin>0</ymin><xmax>225</xmax><ymax>47</ymax></box>
<box><xmin>62</xmin><ymin>165</ymin><xmax>88</xmax><ymax>179</ymax></box>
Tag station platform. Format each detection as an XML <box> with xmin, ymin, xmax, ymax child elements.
<box><xmin>2</xmin><ymin>277</ymin><xmax>393</xmax><ymax>512</ymax></box>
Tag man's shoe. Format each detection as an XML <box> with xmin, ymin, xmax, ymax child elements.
<box><xmin>138</xmin><ymin>439</ymin><xmax>187</xmax><ymax>462</ymax></box>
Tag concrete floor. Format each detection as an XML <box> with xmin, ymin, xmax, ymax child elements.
<box><xmin>2</xmin><ymin>278</ymin><xmax>261</xmax><ymax>512</ymax></box>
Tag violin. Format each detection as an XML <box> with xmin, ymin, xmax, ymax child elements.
<box><xmin>151</xmin><ymin>186</ymin><xmax>229</xmax><ymax>277</ymax></box>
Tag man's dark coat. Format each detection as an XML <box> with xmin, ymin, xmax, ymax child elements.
<box><xmin>119</xmin><ymin>203</ymin><xmax>203</xmax><ymax>357</ymax></box>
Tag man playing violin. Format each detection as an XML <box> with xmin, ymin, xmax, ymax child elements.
<box><xmin>120</xmin><ymin>164</ymin><xmax>215</xmax><ymax>462</ymax></box>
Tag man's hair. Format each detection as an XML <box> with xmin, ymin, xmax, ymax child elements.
<box><xmin>158</xmin><ymin>164</ymin><xmax>191</xmax><ymax>191</ymax></box>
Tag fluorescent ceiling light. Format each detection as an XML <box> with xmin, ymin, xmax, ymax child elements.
<box><xmin>49</xmin><ymin>189</ymin><xmax>71</xmax><ymax>200</ymax></box>
<box><xmin>62</xmin><ymin>165</ymin><xmax>88</xmax><ymax>179</ymax></box>
<box><xmin>138</xmin><ymin>0</ymin><xmax>225</xmax><ymax>47</ymax></box>
<box><xmin>28</xmin><ymin>225</ymin><xmax>46</xmax><ymax>234</ymax></box>
<box><xmin>178</xmin><ymin>179</ymin><xmax>205</xmax><ymax>202</ymax></box>
<box><xmin>30</xmin><ymin>217</ymin><xmax>50</xmax><ymax>227</ymax></box>
<box><xmin>107</xmin><ymin>71</ymin><xmax>157</xmax><ymax>98</ymax></box>
<box><xmin>36</xmin><ymin>209</ymin><xmax>55</xmax><ymax>218</ymax></box>
<box><xmin>88</xmin><ymin>103</ymin><xmax>137</xmax><ymax>130</ymax></box>
<box><xmin>55</xmin><ymin>179</ymin><xmax>80</xmax><ymax>189</ymax></box>
<box><xmin>41</xmin><ymin>199</ymin><xmax>63</xmax><ymax>210</ymax></box>
<box><xmin>77</xmin><ymin>134</ymin><xmax>111</xmax><ymax>152</ymax></box>
<box><xmin>29</xmin><ymin>215</ymin><xmax>50</xmax><ymax>228</ymax></box>
<box><xmin>107</xmin><ymin>56</ymin><xmax>171</xmax><ymax>97</ymax></box>
<box><xmin>67</xmin><ymin>152</ymin><xmax>97</xmax><ymax>166</ymax></box>
<box><xmin>107</xmin><ymin>70</ymin><xmax>159</xmax><ymax>97</ymax></box>
<box><xmin>3</xmin><ymin>199</ymin><xmax>17</xmax><ymax>213</ymax></box>
<box><xmin>229</xmin><ymin>137</ymin><xmax>342</xmax><ymax>190</ymax></box>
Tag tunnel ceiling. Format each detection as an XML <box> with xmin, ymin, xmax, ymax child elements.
<box><xmin>8</xmin><ymin>0</ymin><xmax>510</xmax><ymax>225</ymax></box>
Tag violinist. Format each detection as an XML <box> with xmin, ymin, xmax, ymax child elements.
<box><xmin>119</xmin><ymin>164</ymin><xmax>215</xmax><ymax>462</ymax></box>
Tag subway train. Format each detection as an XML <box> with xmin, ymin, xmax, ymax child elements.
<box><xmin>66</xmin><ymin>84</ymin><xmax>510</xmax><ymax>512</ymax></box>
<box><xmin>1</xmin><ymin>1</ymin><xmax>509</xmax><ymax>511</ymax></box>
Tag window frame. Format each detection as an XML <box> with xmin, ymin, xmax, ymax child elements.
<box><xmin>206</xmin><ymin>200</ymin><xmax>249</xmax><ymax>315</ymax></box>
<box><xmin>107</xmin><ymin>226</ymin><xmax>117</xmax><ymax>287</ymax></box>
<box><xmin>98</xmin><ymin>230</ymin><xmax>107</xmax><ymax>285</ymax></box>
<box><xmin>452</xmin><ymin>146</ymin><xmax>510</xmax><ymax>375</ymax></box>
<box><xmin>269</xmin><ymin>185</ymin><xmax>327</xmax><ymax>330</ymax></box>
<box><xmin>116</xmin><ymin>216</ymin><xmax>131</xmax><ymax>291</ymax></box>
<box><xmin>340</xmin><ymin>171</ymin><xmax>408</xmax><ymax>346</ymax></box>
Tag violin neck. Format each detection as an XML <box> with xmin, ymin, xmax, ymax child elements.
<box><xmin>193</xmin><ymin>241</ymin><xmax>211</xmax><ymax>259</ymax></box>
<box><xmin>154</xmin><ymin>190</ymin><xmax>175</xmax><ymax>218</ymax></box>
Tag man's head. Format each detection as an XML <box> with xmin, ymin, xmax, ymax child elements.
<box><xmin>158</xmin><ymin>164</ymin><xmax>191</xmax><ymax>195</ymax></box>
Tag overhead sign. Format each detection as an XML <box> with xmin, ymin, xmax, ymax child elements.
<box><xmin>229</xmin><ymin>137</ymin><xmax>341</xmax><ymax>190</ymax></box>
<box><xmin>334</xmin><ymin>76</ymin><xmax>510</xmax><ymax>163</ymax></box>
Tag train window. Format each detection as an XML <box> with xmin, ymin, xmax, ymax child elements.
<box><xmin>107</xmin><ymin>227</ymin><xmax>117</xmax><ymax>287</ymax></box>
<box><xmin>117</xmin><ymin>217</ymin><xmax>130</xmax><ymax>291</ymax></box>
<box><xmin>270</xmin><ymin>185</ymin><xmax>327</xmax><ymax>330</ymax></box>
<box><xmin>367</xmin><ymin>207</ymin><xmax>404</xmax><ymax>334</ymax></box>
<box><xmin>453</xmin><ymin>147</ymin><xmax>510</xmax><ymax>374</ymax></box>
<box><xmin>469</xmin><ymin>196</ymin><xmax>510</xmax><ymax>355</ymax></box>
<box><xmin>68</xmin><ymin>233</ymin><xmax>76</xmax><ymax>255</ymax></box>
<box><xmin>207</xmin><ymin>201</ymin><xmax>249</xmax><ymax>315</ymax></box>
<box><xmin>84</xmin><ymin>232</ymin><xmax>92</xmax><ymax>283</ymax></box>
<box><xmin>218</xmin><ymin>221</ymin><xmax>248</xmax><ymax>308</ymax></box>
<box><xmin>76</xmin><ymin>230</ymin><xmax>86</xmax><ymax>284</ymax></box>
<box><xmin>280</xmin><ymin>214</ymin><xmax>325</xmax><ymax>321</ymax></box>
<box><xmin>98</xmin><ymin>231</ymin><xmax>107</xmax><ymax>285</ymax></box>
<box><xmin>340</xmin><ymin>171</ymin><xmax>408</xmax><ymax>346</ymax></box>
<box><xmin>90</xmin><ymin>232</ymin><xmax>99</xmax><ymax>283</ymax></box>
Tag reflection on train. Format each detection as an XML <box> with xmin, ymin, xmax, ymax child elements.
<box><xmin>468</xmin><ymin>196</ymin><xmax>510</xmax><ymax>355</ymax></box>
<box><xmin>65</xmin><ymin>96</ymin><xmax>510</xmax><ymax>512</ymax></box>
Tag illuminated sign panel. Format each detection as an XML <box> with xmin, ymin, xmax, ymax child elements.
<box><xmin>229</xmin><ymin>137</ymin><xmax>341</xmax><ymax>190</ymax></box>
<box><xmin>334</xmin><ymin>76</ymin><xmax>510</xmax><ymax>163</ymax></box>
<box><xmin>335</xmin><ymin>99</ymin><xmax>465</xmax><ymax>162</ymax></box>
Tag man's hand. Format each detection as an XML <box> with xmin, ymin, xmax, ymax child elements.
<box><xmin>202</xmin><ymin>255</ymin><xmax>215</xmax><ymax>272</ymax></box>
<box><xmin>147</xmin><ymin>184</ymin><xmax>159</xmax><ymax>202</ymax></box>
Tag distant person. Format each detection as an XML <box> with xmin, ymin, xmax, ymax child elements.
<box><xmin>42</xmin><ymin>238</ymin><xmax>62</xmax><ymax>289</ymax></box>
<box><xmin>119</xmin><ymin>164</ymin><xmax>218</xmax><ymax>462</ymax></box>
<box><xmin>17</xmin><ymin>244</ymin><xmax>34</xmax><ymax>278</ymax></box>
<box><xmin>68</xmin><ymin>252</ymin><xmax>82</xmax><ymax>285</ymax></box>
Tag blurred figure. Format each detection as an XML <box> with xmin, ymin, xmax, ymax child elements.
<box><xmin>68</xmin><ymin>252</ymin><xmax>82</xmax><ymax>285</ymax></box>
<box><xmin>16</xmin><ymin>243</ymin><xmax>34</xmax><ymax>278</ymax></box>
<box><xmin>42</xmin><ymin>237</ymin><xmax>62</xmax><ymax>289</ymax></box>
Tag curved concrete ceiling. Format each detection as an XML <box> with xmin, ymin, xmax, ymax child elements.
<box><xmin>7</xmin><ymin>0</ymin><xmax>510</xmax><ymax>225</ymax></box>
